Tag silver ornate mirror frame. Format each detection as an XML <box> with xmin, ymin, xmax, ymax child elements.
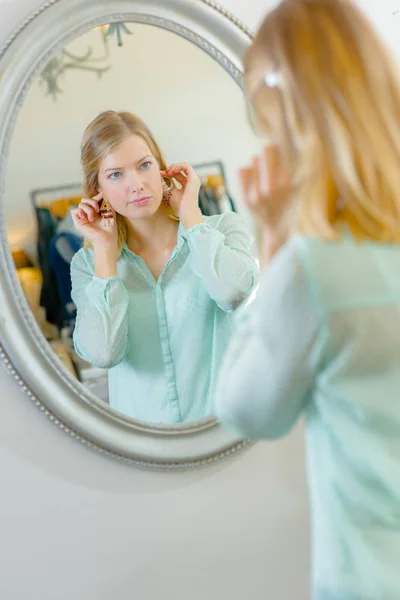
<box><xmin>0</xmin><ymin>0</ymin><xmax>255</xmax><ymax>469</ymax></box>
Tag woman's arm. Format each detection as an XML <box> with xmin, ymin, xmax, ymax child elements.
<box><xmin>214</xmin><ymin>240</ymin><xmax>327</xmax><ymax>439</ymax></box>
<box><xmin>185</xmin><ymin>212</ymin><xmax>259</xmax><ymax>311</ymax></box>
<box><xmin>70</xmin><ymin>249</ymin><xmax>130</xmax><ymax>369</ymax></box>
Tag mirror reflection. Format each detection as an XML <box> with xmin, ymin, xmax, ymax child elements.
<box><xmin>5</xmin><ymin>22</ymin><xmax>261</xmax><ymax>424</ymax></box>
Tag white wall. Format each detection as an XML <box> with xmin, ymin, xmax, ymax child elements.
<box><xmin>3</xmin><ymin>0</ymin><xmax>395</xmax><ymax>598</ymax></box>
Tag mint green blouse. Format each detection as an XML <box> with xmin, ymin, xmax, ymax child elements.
<box><xmin>215</xmin><ymin>234</ymin><xmax>400</xmax><ymax>600</ymax></box>
<box><xmin>70</xmin><ymin>212</ymin><xmax>259</xmax><ymax>424</ymax></box>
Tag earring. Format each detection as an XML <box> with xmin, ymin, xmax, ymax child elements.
<box><xmin>99</xmin><ymin>197</ymin><xmax>115</xmax><ymax>227</ymax></box>
<box><xmin>162</xmin><ymin>176</ymin><xmax>173</xmax><ymax>206</ymax></box>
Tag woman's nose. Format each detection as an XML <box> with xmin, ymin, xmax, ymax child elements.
<box><xmin>127</xmin><ymin>171</ymin><xmax>144</xmax><ymax>191</ymax></box>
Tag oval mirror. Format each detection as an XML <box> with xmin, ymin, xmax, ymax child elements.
<box><xmin>0</xmin><ymin>0</ymin><xmax>262</xmax><ymax>468</ymax></box>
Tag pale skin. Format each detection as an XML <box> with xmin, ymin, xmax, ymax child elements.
<box><xmin>238</xmin><ymin>145</ymin><xmax>291</xmax><ymax>270</ymax></box>
<box><xmin>71</xmin><ymin>134</ymin><xmax>204</xmax><ymax>281</ymax></box>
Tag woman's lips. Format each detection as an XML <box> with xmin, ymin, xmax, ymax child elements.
<box><xmin>129</xmin><ymin>196</ymin><xmax>151</xmax><ymax>206</ymax></box>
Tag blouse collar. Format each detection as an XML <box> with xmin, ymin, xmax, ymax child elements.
<box><xmin>121</xmin><ymin>220</ymin><xmax>187</xmax><ymax>258</ymax></box>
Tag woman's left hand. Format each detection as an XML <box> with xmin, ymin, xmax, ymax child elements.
<box><xmin>161</xmin><ymin>163</ymin><xmax>201</xmax><ymax>221</ymax></box>
<box><xmin>239</xmin><ymin>145</ymin><xmax>292</xmax><ymax>234</ymax></box>
<box><xmin>239</xmin><ymin>145</ymin><xmax>292</xmax><ymax>268</ymax></box>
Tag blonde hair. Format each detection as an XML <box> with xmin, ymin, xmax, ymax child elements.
<box><xmin>80</xmin><ymin>110</ymin><xmax>177</xmax><ymax>252</ymax></box>
<box><xmin>245</xmin><ymin>0</ymin><xmax>400</xmax><ymax>242</ymax></box>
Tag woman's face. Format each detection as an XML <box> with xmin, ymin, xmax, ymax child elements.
<box><xmin>97</xmin><ymin>134</ymin><xmax>164</xmax><ymax>219</ymax></box>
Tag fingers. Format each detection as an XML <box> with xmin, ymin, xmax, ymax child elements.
<box><xmin>238</xmin><ymin>167</ymin><xmax>254</xmax><ymax>202</ymax></box>
<box><xmin>163</xmin><ymin>163</ymin><xmax>194</xmax><ymax>191</ymax></box>
<box><xmin>169</xmin><ymin>173</ymin><xmax>186</xmax><ymax>189</ymax></box>
<box><xmin>164</xmin><ymin>163</ymin><xmax>194</xmax><ymax>178</ymax></box>
<box><xmin>259</xmin><ymin>147</ymin><xmax>272</xmax><ymax>197</ymax></box>
<box><xmin>71</xmin><ymin>208</ymin><xmax>89</xmax><ymax>227</ymax></box>
<box><xmin>240</xmin><ymin>145</ymin><xmax>283</xmax><ymax>208</ymax></box>
<box><xmin>79</xmin><ymin>204</ymin><xmax>97</xmax><ymax>222</ymax></box>
<box><xmin>72</xmin><ymin>191</ymin><xmax>107</xmax><ymax>228</ymax></box>
<box><xmin>264</xmin><ymin>144</ymin><xmax>291</xmax><ymax>192</ymax></box>
<box><xmin>263</xmin><ymin>145</ymin><xmax>281</xmax><ymax>191</ymax></box>
<box><xmin>78</xmin><ymin>196</ymin><xmax>102</xmax><ymax>222</ymax></box>
<box><xmin>80</xmin><ymin>198</ymin><xmax>101</xmax><ymax>211</ymax></box>
<box><xmin>251</xmin><ymin>155</ymin><xmax>261</xmax><ymax>204</ymax></box>
<box><xmin>165</xmin><ymin>162</ymin><xmax>188</xmax><ymax>172</ymax></box>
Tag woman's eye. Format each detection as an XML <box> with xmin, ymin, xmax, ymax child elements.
<box><xmin>109</xmin><ymin>171</ymin><xmax>122</xmax><ymax>180</ymax></box>
<box><xmin>141</xmin><ymin>161</ymin><xmax>151</xmax><ymax>170</ymax></box>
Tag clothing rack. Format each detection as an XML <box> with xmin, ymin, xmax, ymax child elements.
<box><xmin>30</xmin><ymin>182</ymin><xmax>83</xmax><ymax>209</ymax></box>
<box><xmin>192</xmin><ymin>160</ymin><xmax>235</xmax><ymax>212</ymax></box>
<box><xmin>30</xmin><ymin>183</ymin><xmax>83</xmax><ymax>329</ymax></box>
<box><xmin>192</xmin><ymin>160</ymin><xmax>228</xmax><ymax>184</ymax></box>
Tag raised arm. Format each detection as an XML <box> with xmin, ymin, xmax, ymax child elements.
<box><xmin>214</xmin><ymin>240</ymin><xmax>326</xmax><ymax>439</ymax></box>
<box><xmin>185</xmin><ymin>212</ymin><xmax>259</xmax><ymax>311</ymax></box>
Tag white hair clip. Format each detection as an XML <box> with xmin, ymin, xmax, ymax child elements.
<box><xmin>264</xmin><ymin>72</ymin><xmax>280</xmax><ymax>88</ymax></box>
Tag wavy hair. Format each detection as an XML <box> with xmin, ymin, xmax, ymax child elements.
<box><xmin>244</xmin><ymin>0</ymin><xmax>400</xmax><ymax>242</ymax></box>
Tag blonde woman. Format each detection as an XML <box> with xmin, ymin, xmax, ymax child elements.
<box><xmin>70</xmin><ymin>110</ymin><xmax>258</xmax><ymax>424</ymax></box>
<box><xmin>214</xmin><ymin>0</ymin><xmax>400</xmax><ymax>597</ymax></box>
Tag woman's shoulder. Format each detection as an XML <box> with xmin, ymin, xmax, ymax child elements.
<box><xmin>292</xmin><ymin>234</ymin><xmax>400</xmax><ymax>309</ymax></box>
<box><xmin>291</xmin><ymin>232</ymin><xmax>396</xmax><ymax>269</ymax></box>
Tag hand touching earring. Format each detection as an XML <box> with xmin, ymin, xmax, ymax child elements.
<box><xmin>239</xmin><ymin>145</ymin><xmax>292</xmax><ymax>268</ymax></box>
<box><xmin>71</xmin><ymin>191</ymin><xmax>118</xmax><ymax>253</ymax></box>
<box><xmin>160</xmin><ymin>163</ymin><xmax>204</xmax><ymax>229</ymax></box>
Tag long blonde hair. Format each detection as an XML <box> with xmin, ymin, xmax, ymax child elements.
<box><xmin>245</xmin><ymin>0</ymin><xmax>400</xmax><ymax>242</ymax></box>
<box><xmin>80</xmin><ymin>110</ymin><xmax>177</xmax><ymax>252</ymax></box>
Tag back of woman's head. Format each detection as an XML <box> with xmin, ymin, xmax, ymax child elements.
<box><xmin>245</xmin><ymin>0</ymin><xmax>400</xmax><ymax>242</ymax></box>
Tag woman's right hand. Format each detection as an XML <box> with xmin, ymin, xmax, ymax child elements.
<box><xmin>71</xmin><ymin>192</ymin><xmax>118</xmax><ymax>253</ymax></box>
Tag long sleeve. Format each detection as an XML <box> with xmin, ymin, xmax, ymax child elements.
<box><xmin>70</xmin><ymin>249</ymin><xmax>130</xmax><ymax>369</ymax></box>
<box><xmin>185</xmin><ymin>212</ymin><xmax>259</xmax><ymax>311</ymax></box>
<box><xmin>214</xmin><ymin>239</ymin><xmax>327</xmax><ymax>439</ymax></box>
